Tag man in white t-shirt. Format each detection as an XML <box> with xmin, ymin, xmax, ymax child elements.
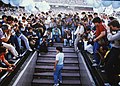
<box><xmin>53</xmin><ymin>46</ymin><xmax>64</xmax><ymax>86</ymax></box>
<box><xmin>74</xmin><ymin>23</ymin><xmax>84</xmax><ymax>52</ymax></box>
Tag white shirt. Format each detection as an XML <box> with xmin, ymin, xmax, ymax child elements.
<box><xmin>74</xmin><ymin>25</ymin><xmax>84</xmax><ymax>35</ymax></box>
<box><xmin>56</xmin><ymin>52</ymin><xmax>64</xmax><ymax>65</ymax></box>
<box><xmin>107</xmin><ymin>30</ymin><xmax>120</xmax><ymax>48</ymax></box>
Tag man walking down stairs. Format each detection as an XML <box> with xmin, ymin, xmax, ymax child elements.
<box><xmin>32</xmin><ymin>43</ymin><xmax>81</xmax><ymax>86</ymax></box>
<box><xmin>53</xmin><ymin>46</ymin><xmax>64</xmax><ymax>86</ymax></box>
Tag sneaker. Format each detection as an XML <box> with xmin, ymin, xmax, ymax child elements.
<box><xmin>28</xmin><ymin>49</ymin><xmax>33</xmax><ymax>51</ymax></box>
<box><xmin>53</xmin><ymin>83</ymin><xmax>59</xmax><ymax>86</ymax></box>
<box><xmin>59</xmin><ymin>81</ymin><xmax>62</xmax><ymax>84</ymax></box>
<box><xmin>118</xmin><ymin>82</ymin><xmax>120</xmax><ymax>85</ymax></box>
<box><xmin>12</xmin><ymin>56</ymin><xmax>17</xmax><ymax>60</ymax></box>
<box><xmin>93</xmin><ymin>60</ymin><xmax>96</xmax><ymax>62</ymax></box>
<box><xmin>104</xmin><ymin>83</ymin><xmax>111</xmax><ymax>86</ymax></box>
<box><xmin>92</xmin><ymin>63</ymin><xmax>98</xmax><ymax>67</ymax></box>
<box><xmin>17</xmin><ymin>54</ymin><xmax>23</xmax><ymax>59</ymax></box>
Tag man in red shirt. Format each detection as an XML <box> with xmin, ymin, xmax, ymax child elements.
<box><xmin>0</xmin><ymin>46</ymin><xmax>15</xmax><ymax>72</ymax></box>
<box><xmin>92</xmin><ymin>17</ymin><xmax>106</xmax><ymax>66</ymax></box>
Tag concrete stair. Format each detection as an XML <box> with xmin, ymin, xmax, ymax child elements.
<box><xmin>32</xmin><ymin>43</ymin><xmax>81</xmax><ymax>86</ymax></box>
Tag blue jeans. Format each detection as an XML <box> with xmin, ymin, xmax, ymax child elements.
<box><xmin>19</xmin><ymin>34</ymin><xmax>31</xmax><ymax>50</ymax></box>
<box><xmin>54</xmin><ymin>65</ymin><xmax>63</xmax><ymax>84</ymax></box>
<box><xmin>64</xmin><ymin>39</ymin><xmax>72</xmax><ymax>46</ymax></box>
<box><xmin>52</xmin><ymin>35</ymin><xmax>61</xmax><ymax>43</ymax></box>
<box><xmin>93</xmin><ymin>41</ymin><xmax>100</xmax><ymax>64</ymax></box>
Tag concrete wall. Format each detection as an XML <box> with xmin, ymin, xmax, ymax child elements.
<box><xmin>11</xmin><ymin>51</ymin><xmax>38</xmax><ymax>86</ymax></box>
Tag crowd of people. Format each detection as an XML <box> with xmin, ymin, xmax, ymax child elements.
<box><xmin>0</xmin><ymin>6</ymin><xmax>120</xmax><ymax>85</ymax></box>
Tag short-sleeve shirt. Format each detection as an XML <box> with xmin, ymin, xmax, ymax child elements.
<box><xmin>95</xmin><ymin>23</ymin><xmax>106</xmax><ymax>37</ymax></box>
<box><xmin>0</xmin><ymin>53</ymin><xmax>5</xmax><ymax>61</ymax></box>
<box><xmin>56</xmin><ymin>52</ymin><xmax>64</xmax><ymax>65</ymax></box>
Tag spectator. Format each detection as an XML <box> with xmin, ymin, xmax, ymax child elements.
<box><xmin>1</xmin><ymin>15</ymin><xmax>7</xmax><ymax>24</ymax></box>
<box><xmin>74</xmin><ymin>23</ymin><xmax>84</xmax><ymax>52</ymax></box>
<box><xmin>105</xmin><ymin>20</ymin><xmax>120</xmax><ymax>85</ymax></box>
<box><xmin>92</xmin><ymin>17</ymin><xmax>107</xmax><ymax>66</ymax></box>
<box><xmin>21</xmin><ymin>16</ymin><xmax>28</xmax><ymax>35</ymax></box>
<box><xmin>0</xmin><ymin>25</ymin><xmax>19</xmax><ymax>59</ymax></box>
<box><xmin>44</xmin><ymin>29</ymin><xmax>53</xmax><ymax>46</ymax></box>
<box><xmin>93</xmin><ymin>12</ymin><xmax>98</xmax><ymax>18</ymax></box>
<box><xmin>52</xmin><ymin>25</ymin><xmax>61</xmax><ymax>43</ymax></box>
<box><xmin>39</xmin><ymin>36</ymin><xmax>48</xmax><ymax>53</ymax></box>
<box><xmin>26</xmin><ymin>27</ymin><xmax>38</xmax><ymax>49</ymax></box>
<box><xmin>0</xmin><ymin>46</ymin><xmax>15</xmax><ymax>73</ymax></box>
<box><xmin>53</xmin><ymin>46</ymin><xmax>64</xmax><ymax>86</ymax></box>
<box><xmin>63</xmin><ymin>29</ymin><xmax>72</xmax><ymax>47</ymax></box>
<box><xmin>14</xmin><ymin>24</ymin><xmax>33</xmax><ymax>52</ymax></box>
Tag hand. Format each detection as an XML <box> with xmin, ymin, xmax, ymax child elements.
<box><xmin>53</xmin><ymin>68</ymin><xmax>56</xmax><ymax>71</ymax></box>
<box><xmin>59</xmin><ymin>36</ymin><xmax>61</xmax><ymax>38</ymax></box>
<box><xmin>93</xmin><ymin>38</ymin><xmax>97</xmax><ymax>42</ymax></box>
<box><xmin>7</xmin><ymin>67</ymin><xmax>13</xmax><ymax>72</ymax></box>
<box><xmin>8</xmin><ymin>30</ymin><xmax>12</xmax><ymax>36</ymax></box>
<box><xmin>0</xmin><ymin>69</ymin><xmax>2</xmax><ymax>72</ymax></box>
<box><xmin>106</xmin><ymin>26</ymin><xmax>111</xmax><ymax>33</ymax></box>
<box><xmin>9</xmin><ymin>64</ymin><xmax>16</xmax><ymax>69</ymax></box>
<box><xmin>11</xmin><ymin>64</ymin><xmax>16</xmax><ymax>69</ymax></box>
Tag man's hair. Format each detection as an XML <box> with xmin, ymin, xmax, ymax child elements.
<box><xmin>108</xmin><ymin>19</ymin><xmax>120</xmax><ymax>28</ymax></box>
<box><xmin>2</xmin><ymin>15</ymin><xmax>7</xmax><ymax>19</ymax></box>
<box><xmin>1</xmin><ymin>24</ymin><xmax>9</xmax><ymax>31</ymax></box>
<box><xmin>22</xmin><ymin>17</ymin><xmax>26</xmax><ymax>20</ymax></box>
<box><xmin>0</xmin><ymin>46</ymin><xmax>6</xmax><ymax>54</ymax></box>
<box><xmin>7</xmin><ymin>16</ymin><xmax>14</xmax><ymax>21</ymax></box>
<box><xmin>94</xmin><ymin>12</ymin><xmax>98</xmax><ymax>15</ymax></box>
<box><xmin>109</xmin><ymin>17</ymin><xmax>115</xmax><ymax>21</ymax></box>
<box><xmin>56</xmin><ymin>46</ymin><xmax>63</xmax><ymax>52</ymax></box>
<box><xmin>92</xmin><ymin>17</ymin><xmax>101</xmax><ymax>23</ymax></box>
<box><xmin>88</xmin><ymin>15</ymin><xmax>93</xmax><ymax>18</ymax></box>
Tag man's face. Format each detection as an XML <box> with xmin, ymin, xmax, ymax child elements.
<box><xmin>94</xmin><ymin>22</ymin><xmax>99</xmax><ymax>26</ymax></box>
<box><xmin>110</xmin><ymin>25</ymin><xmax>118</xmax><ymax>31</ymax></box>
<box><xmin>3</xmin><ymin>29</ymin><xmax>9</xmax><ymax>33</ymax></box>
<box><xmin>22</xmin><ymin>19</ymin><xmax>26</xmax><ymax>22</ymax></box>
<box><xmin>94</xmin><ymin>14</ymin><xmax>98</xmax><ymax>18</ymax></box>
<box><xmin>78</xmin><ymin>24</ymin><xmax>81</xmax><ymax>27</ymax></box>
<box><xmin>3</xmin><ymin>17</ymin><xmax>7</xmax><ymax>21</ymax></box>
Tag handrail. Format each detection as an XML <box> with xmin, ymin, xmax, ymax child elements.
<box><xmin>0</xmin><ymin>50</ymin><xmax>27</xmax><ymax>82</ymax></box>
<box><xmin>0</xmin><ymin>50</ymin><xmax>33</xmax><ymax>86</ymax></box>
<box><xmin>81</xmin><ymin>51</ymin><xmax>105</xmax><ymax>86</ymax></box>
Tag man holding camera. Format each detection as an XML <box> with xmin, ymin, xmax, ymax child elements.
<box><xmin>105</xmin><ymin>20</ymin><xmax>120</xmax><ymax>85</ymax></box>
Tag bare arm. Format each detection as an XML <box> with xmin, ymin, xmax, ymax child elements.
<box><xmin>3</xmin><ymin>57</ymin><xmax>15</xmax><ymax>68</ymax></box>
<box><xmin>94</xmin><ymin>31</ymin><xmax>106</xmax><ymax>42</ymax></box>
<box><xmin>2</xmin><ymin>31</ymin><xmax>11</xmax><ymax>42</ymax></box>
<box><xmin>54</xmin><ymin>60</ymin><xmax>58</xmax><ymax>71</ymax></box>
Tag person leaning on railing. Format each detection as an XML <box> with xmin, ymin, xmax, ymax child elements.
<box><xmin>0</xmin><ymin>46</ymin><xmax>16</xmax><ymax>73</ymax></box>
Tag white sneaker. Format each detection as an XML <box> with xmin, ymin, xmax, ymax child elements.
<box><xmin>53</xmin><ymin>83</ymin><xmax>59</xmax><ymax>86</ymax></box>
<box><xmin>92</xmin><ymin>63</ymin><xmax>98</xmax><ymax>67</ymax></box>
<box><xmin>13</xmin><ymin>56</ymin><xmax>17</xmax><ymax>60</ymax></box>
<box><xmin>28</xmin><ymin>49</ymin><xmax>32</xmax><ymax>51</ymax></box>
<box><xmin>59</xmin><ymin>81</ymin><xmax>62</xmax><ymax>84</ymax></box>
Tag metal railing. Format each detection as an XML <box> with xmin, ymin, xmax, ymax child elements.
<box><xmin>0</xmin><ymin>51</ymin><xmax>33</xmax><ymax>86</ymax></box>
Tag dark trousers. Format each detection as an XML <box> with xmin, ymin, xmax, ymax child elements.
<box><xmin>105</xmin><ymin>47</ymin><xmax>120</xmax><ymax>85</ymax></box>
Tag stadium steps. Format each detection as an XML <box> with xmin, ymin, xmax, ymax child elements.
<box><xmin>31</xmin><ymin>43</ymin><xmax>81</xmax><ymax>86</ymax></box>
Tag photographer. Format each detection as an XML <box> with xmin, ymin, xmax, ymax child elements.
<box><xmin>52</xmin><ymin>25</ymin><xmax>61</xmax><ymax>43</ymax></box>
<box><xmin>63</xmin><ymin>29</ymin><xmax>72</xmax><ymax>47</ymax></box>
<box><xmin>105</xmin><ymin>20</ymin><xmax>120</xmax><ymax>85</ymax></box>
